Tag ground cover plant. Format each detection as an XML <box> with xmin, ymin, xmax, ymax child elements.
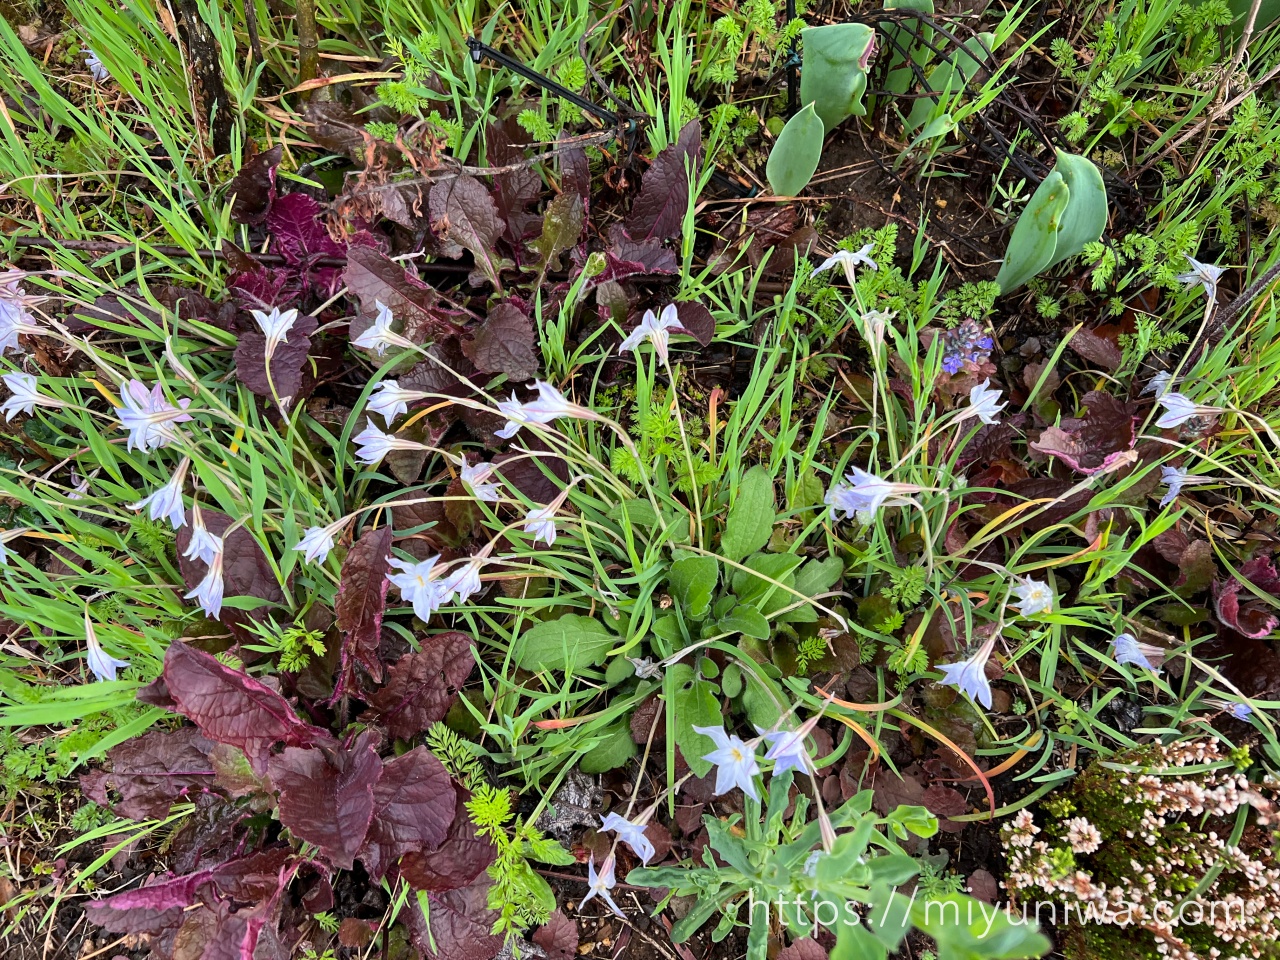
<box><xmin>2</xmin><ymin>0</ymin><xmax>1280</xmax><ymax>957</ymax></box>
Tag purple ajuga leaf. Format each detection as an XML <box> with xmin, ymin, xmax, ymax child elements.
<box><xmin>487</xmin><ymin>119</ymin><xmax>542</xmax><ymax>244</ymax></box>
<box><xmin>268</xmin><ymin>730</ymin><xmax>382</xmax><ymax>870</ymax></box>
<box><xmin>1067</xmin><ymin>327</ymin><xmax>1123</xmax><ymax>372</ymax></box>
<box><xmin>79</xmin><ymin>727</ymin><xmax>216</xmax><ymax>821</ymax></box>
<box><xmin>162</xmin><ymin>642</ymin><xmax>328</xmax><ymax>775</ymax></box>
<box><xmin>491</xmin><ymin>440</ymin><xmax>569</xmax><ymax>504</ymax></box>
<box><xmin>533</xmin><ymin>911</ymin><xmax>579</xmax><ymax>960</ymax></box>
<box><xmin>233</xmin><ymin>313</ymin><xmax>318</xmax><ymax>401</ymax></box>
<box><xmin>428</xmin><ymin>174</ymin><xmax>514</xmax><ymax>289</ymax></box>
<box><xmin>1029</xmin><ymin>391</ymin><xmax>1137</xmax><ymax>475</ymax></box>
<box><xmin>229</xmin><ymin>266</ymin><xmax>300</xmax><ymax>313</ymax></box>
<box><xmin>673</xmin><ymin>301</ymin><xmax>715</xmax><ymax>347</ymax></box>
<box><xmin>528</xmin><ymin>192</ymin><xmax>584</xmax><ymax>272</ymax></box>
<box><xmin>400</xmin><ymin>785</ymin><xmax>496</xmax><ymax>892</ymax></box>
<box><xmin>227</xmin><ymin>145</ymin><xmax>283</xmax><ymax>226</ymax></box>
<box><xmin>85</xmin><ymin>868</ymin><xmax>215</xmax><ymax>935</ymax></box>
<box><xmin>1214</xmin><ymin>555</ymin><xmax>1280</xmax><ymax>639</ymax></box>
<box><xmin>462</xmin><ymin>302</ymin><xmax>539</xmax><ymax>382</ymax></box>
<box><xmin>358</xmin><ymin>746</ymin><xmax>456</xmax><ymax>880</ymax></box>
<box><xmin>267</xmin><ymin>194</ymin><xmax>346</xmax><ymax>267</ymax></box>
<box><xmin>344</xmin><ymin>245</ymin><xmax>463</xmax><ymax>345</ymax></box>
<box><xmin>335</xmin><ymin>526</ymin><xmax>394</xmax><ymax>687</ymax></box>
<box><xmin>625</xmin><ymin>120</ymin><xmax>702</xmax><ymax>241</ymax></box>
<box><xmin>362</xmin><ymin>633</ymin><xmax>476</xmax><ymax>741</ymax></box>
<box><xmin>403</xmin><ymin>875</ymin><xmax>502</xmax><ymax>960</ymax></box>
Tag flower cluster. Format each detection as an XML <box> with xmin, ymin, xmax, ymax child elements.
<box><xmin>940</xmin><ymin>318</ymin><xmax>995</xmax><ymax>375</ymax></box>
<box><xmin>1002</xmin><ymin>741</ymin><xmax>1280</xmax><ymax>960</ymax></box>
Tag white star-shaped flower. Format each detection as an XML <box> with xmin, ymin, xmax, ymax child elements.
<box><xmin>1175</xmin><ymin>255</ymin><xmax>1225</xmax><ymax>303</ymax></box>
<box><xmin>352</xmin><ymin>300</ymin><xmax>414</xmax><ymax>356</ymax></box>
<box><xmin>966</xmin><ymin>378</ymin><xmax>1007</xmax><ymax>425</ymax></box>
<box><xmin>812</xmin><ymin>243</ymin><xmax>878</xmax><ymax>285</ymax></box>
<box><xmin>460</xmin><ymin>458</ymin><xmax>501</xmax><ymax>502</ymax></box>
<box><xmin>579</xmin><ymin>856</ymin><xmax>625</xmax><ymax>918</ymax></box>
<box><xmin>387</xmin><ymin>555</ymin><xmax>453</xmax><ymax>620</ymax></box>
<box><xmin>1154</xmin><ymin>392</ymin><xmax>1204</xmax><ymax>429</ymax></box>
<box><xmin>129</xmin><ymin>459</ymin><xmax>190</xmax><ymax>530</ymax></box>
<box><xmin>523</xmin><ymin>505</ymin><xmax>558</xmax><ymax>546</ymax></box>
<box><xmin>1011</xmin><ymin>576</ymin><xmax>1053</xmax><ymax>617</ymax></box>
<box><xmin>0</xmin><ymin>371</ymin><xmax>60</xmax><ymax>420</ymax></box>
<box><xmin>618</xmin><ymin>304</ymin><xmax>687</xmax><ymax>364</ymax></box>
<box><xmin>250</xmin><ymin>307</ymin><xmax>298</xmax><ymax>360</ymax></box>
<box><xmin>601</xmin><ymin>812</ymin><xmax>656</xmax><ymax>864</ymax></box>
<box><xmin>85</xmin><ymin>608</ymin><xmax>129</xmax><ymax>682</ymax></box>
<box><xmin>367</xmin><ymin>380</ymin><xmax>425</xmax><ymax>424</ymax></box>
<box><xmin>825</xmin><ymin>467</ymin><xmax>919</xmax><ymax>520</ymax></box>
<box><xmin>1111</xmin><ymin>633</ymin><xmax>1162</xmax><ymax>673</ymax></box>
<box><xmin>694</xmin><ymin>724</ymin><xmax>761</xmax><ymax>801</ymax></box>
<box><xmin>294</xmin><ymin>521</ymin><xmax>344</xmax><ymax>564</ymax></box>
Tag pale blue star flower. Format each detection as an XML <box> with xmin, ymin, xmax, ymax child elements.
<box><xmin>1226</xmin><ymin>702</ymin><xmax>1254</xmax><ymax>721</ymax></box>
<box><xmin>1175</xmin><ymin>256</ymin><xmax>1225</xmax><ymax>303</ymax></box>
<box><xmin>460</xmin><ymin>458</ymin><xmax>501</xmax><ymax>502</ymax></box>
<box><xmin>367</xmin><ymin>380</ymin><xmax>426</xmax><ymax>424</ymax></box>
<box><xmin>0</xmin><ymin>371</ymin><xmax>60</xmax><ymax>420</ymax></box>
<box><xmin>1112</xmin><ymin>633</ymin><xmax>1161</xmax><ymax>673</ymax></box>
<box><xmin>812</xmin><ymin>244</ymin><xmax>878</xmax><ymax>285</ymax></box>
<box><xmin>114</xmin><ymin>379</ymin><xmax>193</xmax><ymax>451</ymax></box>
<box><xmin>694</xmin><ymin>724</ymin><xmax>761</xmax><ymax>802</ymax></box>
<box><xmin>185</xmin><ymin>550</ymin><xmax>225</xmax><ymax>619</ymax></box>
<box><xmin>523</xmin><ymin>505</ymin><xmax>558</xmax><ymax>546</ymax></box>
<box><xmin>966</xmin><ymin>379</ymin><xmax>1007</xmax><ymax>425</ymax></box>
<box><xmin>294</xmin><ymin>520</ymin><xmax>344</xmax><ymax>565</ymax></box>
<box><xmin>601</xmin><ymin>812</ymin><xmax>656</xmax><ymax>864</ymax></box>
<box><xmin>1011</xmin><ymin>576</ymin><xmax>1053</xmax><ymax>617</ymax></box>
<box><xmin>129</xmin><ymin>459</ymin><xmax>190</xmax><ymax>530</ymax></box>
<box><xmin>1160</xmin><ymin>466</ymin><xmax>1193</xmax><ymax>508</ymax></box>
<box><xmin>495</xmin><ymin>381</ymin><xmax>597</xmax><ymax>439</ymax></box>
<box><xmin>182</xmin><ymin>506</ymin><xmax>222</xmax><ymax>565</ymax></box>
<box><xmin>85</xmin><ymin>608</ymin><xmax>129</xmax><ymax>681</ymax></box>
<box><xmin>757</xmin><ymin>721</ymin><xmax>816</xmax><ymax>777</ymax></box>
<box><xmin>579</xmin><ymin>856</ymin><xmax>625</xmax><ymax>918</ymax></box>
<box><xmin>1142</xmin><ymin>371</ymin><xmax>1173</xmax><ymax>399</ymax></box>
<box><xmin>444</xmin><ymin>558</ymin><xmax>484</xmax><ymax>605</ymax></box>
<box><xmin>619</xmin><ymin>304</ymin><xmax>687</xmax><ymax>364</ymax></box>
<box><xmin>937</xmin><ymin>635</ymin><xmax>997</xmax><ymax>709</ymax></box>
<box><xmin>353</xmin><ymin>422</ymin><xmax>429</xmax><ymax>465</ymax></box>
<box><xmin>387</xmin><ymin>555</ymin><xmax>453</xmax><ymax>620</ymax></box>
<box><xmin>84</xmin><ymin>48</ymin><xmax>110</xmax><ymax>82</ymax></box>
<box><xmin>825</xmin><ymin>467</ymin><xmax>920</xmax><ymax>521</ymax></box>
<box><xmin>1155</xmin><ymin>392</ymin><xmax>1201</xmax><ymax>429</ymax></box>
<box><xmin>250</xmin><ymin>307</ymin><xmax>298</xmax><ymax>361</ymax></box>
<box><xmin>352</xmin><ymin>300</ymin><xmax>414</xmax><ymax>356</ymax></box>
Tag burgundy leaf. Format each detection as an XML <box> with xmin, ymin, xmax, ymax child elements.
<box><xmin>532</xmin><ymin>910</ymin><xmax>578</xmax><ymax>960</ymax></box>
<box><xmin>625</xmin><ymin>120</ymin><xmax>702</xmax><ymax>241</ymax></box>
<box><xmin>491</xmin><ymin>441</ymin><xmax>569</xmax><ymax>504</ymax></box>
<box><xmin>487</xmin><ymin>120</ymin><xmax>542</xmax><ymax>244</ymax></box>
<box><xmin>335</xmin><ymin>526</ymin><xmax>394</xmax><ymax>685</ymax></box>
<box><xmin>967</xmin><ymin>868</ymin><xmax>1000</xmax><ymax>904</ymax></box>
<box><xmin>269</xmin><ymin>731</ymin><xmax>382</xmax><ymax>869</ymax></box>
<box><xmin>559</xmin><ymin>134</ymin><xmax>591</xmax><ymax>208</ymax></box>
<box><xmin>230</xmin><ymin>266</ymin><xmax>300</xmax><ymax>312</ymax></box>
<box><xmin>1068</xmin><ymin>327</ymin><xmax>1122</xmax><ymax>371</ymax></box>
<box><xmin>363</xmin><ymin>633</ymin><xmax>476</xmax><ymax>741</ymax></box>
<box><xmin>400</xmin><ymin>785</ymin><xmax>497</xmax><ymax>892</ymax></box>
<box><xmin>463</xmin><ymin>302</ymin><xmax>538</xmax><ymax>381</ymax></box>
<box><xmin>359</xmin><ymin>747</ymin><xmax>456</xmax><ymax>880</ymax></box>
<box><xmin>227</xmin><ymin>145</ymin><xmax>283</xmax><ymax>225</ymax></box>
<box><xmin>345</xmin><ymin>246</ymin><xmax>462</xmax><ymax>345</ymax></box>
<box><xmin>580</xmin><ymin>226</ymin><xmax>680</xmax><ymax>290</ymax></box>
<box><xmin>86</xmin><ymin>869</ymin><xmax>215</xmax><ymax>935</ymax></box>
<box><xmin>405</xmin><ymin>876</ymin><xmax>502</xmax><ymax>960</ymax></box>
<box><xmin>1174</xmin><ymin>539</ymin><xmax>1217</xmax><ymax>597</ymax></box>
<box><xmin>429</xmin><ymin>175</ymin><xmax>513</xmax><ymax>289</ymax></box>
<box><xmin>79</xmin><ymin>727</ymin><xmax>216</xmax><ymax>821</ymax></box>
<box><xmin>266</xmin><ymin>193</ymin><xmax>346</xmax><ymax>267</ymax></box>
<box><xmin>162</xmin><ymin>642</ymin><xmax>327</xmax><ymax>774</ymax></box>
<box><xmin>956</xmin><ymin>422</ymin><xmax>1018</xmax><ymax>468</ymax></box>
<box><xmin>673</xmin><ymin>301</ymin><xmax>715</xmax><ymax>347</ymax></box>
<box><xmin>1214</xmin><ymin>555</ymin><xmax>1280</xmax><ymax>639</ymax></box>
<box><xmin>233</xmin><ymin>313</ymin><xmax>318</xmax><ymax>401</ymax></box>
<box><xmin>1029</xmin><ymin>391</ymin><xmax>1136</xmax><ymax>474</ymax></box>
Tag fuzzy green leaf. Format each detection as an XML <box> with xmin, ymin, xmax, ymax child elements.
<box><xmin>514</xmin><ymin>614</ymin><xmax>616</xmax><ymax>671</ymax></box>
<box><xmin>720</xmin><ymin>467</ymin><xmax>777</xmax><ymax>563</ymax></box>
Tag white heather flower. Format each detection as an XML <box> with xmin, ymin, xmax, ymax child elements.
<box><xmin>523</xmin><ymin>505</ymin><xmax>558</xmax><ymax>546</ymax></box>
<box><xmin>825</xmin><ymin>466</ymin><xmax>920</xmax><ymax>520</ymax></box>
<box><xmin>130</xmin><ymin>458</ymin><xmax>190</xmax><ymax>530</ymax></box>
<box><xmin>966</xmin><ymin>378</ymin><xmax>1007</xmax><ymax>425</ymax></box>
<box><xmin>1160</xmin><ymin>465</ymin><xmax>1193</xmax><ymax>508</ymax></box>
<box><xmin>460</xmin><ymin>457</ymin><xmax>501</xmax><ymax>502</ymax></box>
<box><xmin>1154</xmin><ymin>391</ymin><xmax>1204</xmax><ymax>429</ymax></box>
<box><xmin>494</xmin><ymin>380</ymin><xmax>596</xmax><ymax>440</ymax></box>
<box><xmin>185</xmin><ymin>549</ymin><xmax>225</xmax><ymax>619</ymax></box>
<box><xmin>352</xmin><ymin>300</ymin><xmax>413</xmax><ymax>356</ymax></box>
<box><xmin>0</xmin><ymin>371</ymin><xmax>60</xmax><ymax>420</ymax></box>
<box><xmin>294</xmin><ymin>520</ymin><xmax>344</xmax><ymax>565</ymax></box>
<box><xmin>367</xmin><ymin>380</ymin><xmax>426</xmax><ymax>424</ymax></box>
<box><xmin>1112</xmin><ymin>633</ymin><xmax>1162</xmax><ymax>673</ymax></box>
<box><xmin>387</xmin><ymin>555</ymin><xmax>453</xmax><ymax>621</ymax></box>
<box><xmin>693</xmin><ymin>724</ymin><xmax>761</xmax><ymax>802</ymax></box>
<box><xmin>84</xmin><ymin>48</ymin><xmax>110</xmax><ymax>82</ymax></box>
<box><xmin>85</xmin><ymin>608</ymin><xmax>129</xmax><ymax>682</ymax></box>
<box><xmin>353</xmin><ymin>422</ymin><xmax>428</xmax><ymax>465</ymax></box>
<box><xmin>182</xmin><ymin>505</ymin><xmax>222</xmax><ymax>565</ymax></box>
<box><xmin>618</xmin><ymin>304</ymin><xmax>687</xmax><ymax>364</ymax></box>
<box><xmin>601</xmin><ymin>812</ymin><xmax>656</xmax><ymax>864</ymax></box>
<box><xmin>114</xmin><ymin>379</ymin><xmax>194</xmax><ymax>452</ymax></box>
<box><xmin>1012</xmin><ymin>576</ymin><xmax>1053</xmax><ymax>617</ymax></box>
<box><xmin>812</xmin><ymin>243</ymin><xmax>878</xmax><ymax>285</ymax></box>
<box><xmin>250</xmin><ymin>307</ymin><xmax>298</xmax><ymax>360</ymax></box>
<box><xmin>579</xmin><ymin>856</ymin><xmax>625</xmax><ymax>919</ymax></box>
<box><xmin>937</xmin><ymin>634</ymin><xmax>998</xmax><ymax>709</ymax></box>
<box><xmin>1175</xmin><ymin>255</ymin><xmax>1225</xmax><ymax>303</ymax></box>
<box><xmin>444</xmin><ymin>558</ymin><xmax>484</xmax><ymax>605</ymax></box>
<box><xmin>1142</xmin><ymin>371</ymin><xmax>1173</xmax><ymax>398</ymax></box>
<box><xmin>1065</xmin><ymin>817</ymin><xmax>1102</xmax><ymax>854</ymax></box>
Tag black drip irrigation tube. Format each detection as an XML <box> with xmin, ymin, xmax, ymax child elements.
<box><xmin>465</xmin><ymin>37</ymin><xmax>759</xmax><ymax>199</ymax></box>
